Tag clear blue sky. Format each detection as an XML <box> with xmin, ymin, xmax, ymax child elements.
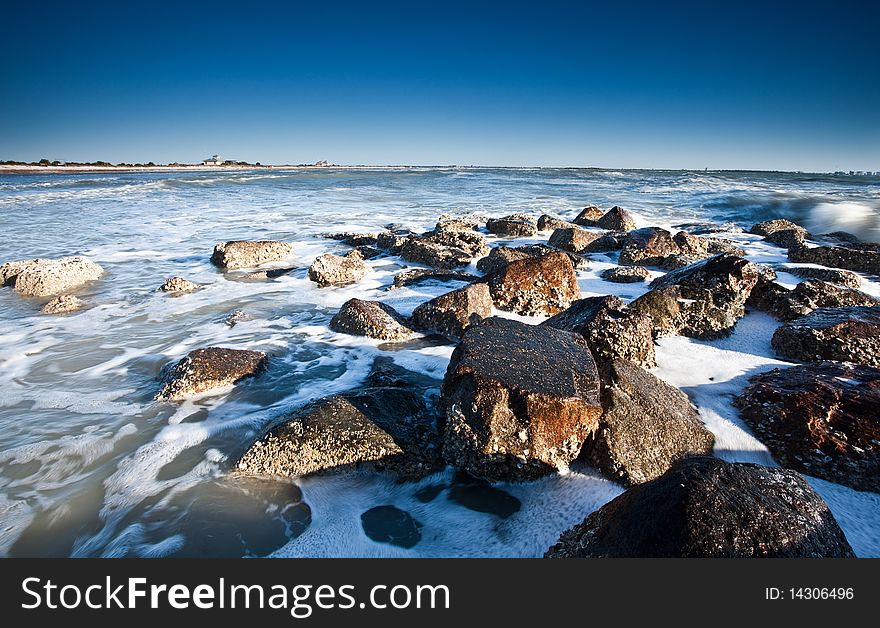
<box><xmin>2</xmin><ymin>0</ymin><xmax>877</xmax><ymax>171</ymax></box>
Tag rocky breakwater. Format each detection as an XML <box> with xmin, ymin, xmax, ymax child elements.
<box><xmin>439</xmin><ymin>317</ymin><xmax>602</xmax><ymax>481</ymax></box>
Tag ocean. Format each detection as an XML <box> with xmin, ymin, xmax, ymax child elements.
<box><xmin>1</xmin><ymin>167</ymin><xmax>879</xmax><ymax>557</ymax></box>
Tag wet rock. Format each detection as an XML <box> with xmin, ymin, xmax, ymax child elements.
<box><xmin>237</xmin><ymin>364</ymin><xmax>442</xmax><ymax>480</ymax></box>
<box><xmin>583</xmin><ymin>359</ymin><xmax>714</xmax><ymax>486</ymax></box>
<box><xmin>619</xmin><ymin>227</ymin><xmax>679</xmax><ymax>266</ymax></box>
<box><xmin>41</xmin><ymin>295</ymin><xmax>83</xmax><ymax>314</ymax></box>
<box><xmin>600</xmin><ymin>266</ymin><xmax>650</xmax><ymax>283</ymax></box>
<box><xmin>746</xmin><ymin>277</ymin><xmax>791</xmax><ymax>313</ymax></box>
<box><xmin>750</xmin><ymin>218</ymin><xmax>808</xmax><ymax>237</ymax></box>
<box><xmin>788</xmin><ymin>243</ymin><xmax>880</xmax><ymax>275</ymax></box>
<box><xmin>159</xmin><ymin>276</ymin><xmax>202</xmax><ymax>294</ymax></box>
<box><xmin>399</xmin><ymin>229</ymin><xmax>489</xmax><ymax>269</ymax></box>
<box><xmin>672</xmin><ymin>230</ymin><xmax>745</xmax><ymax>258</ymax></box>
<box><xmin>537</xmin><ymin>214</ymin><xmax>578</xmax><ymax>231</ymax></box>
<box><xmin>241</xmin><ymin>267</ymin><xmax>296</xmax><ymax>281</ymax></box>
<box><xmin>735</xmin><ymin>362</ymin><xmax>880</xmax><ymax>492</ymax></box>
<box><xmin>487</xmin><ymin>251</ymin><xmax>580</xmax><ymax>316</ymax></box>
<box><xmin>410</xmin><ymin>283</ymin><xmax>493</xmax><ymax>341</ymax></box>
<box><xmin>323</xmin><ymin>232</ymin><xmax>379</xmax><ymax>247</ymax></box>
<box><xmin>308</xmin><ymin>250</ymin><xmax>367</xmax><ymax>286</ymax></box>
<box><xmin>582</xmin><ymin>232</ymin><xmax>626</xmax><ymax>252</ymax></box>
<box><xmin>573</xmin><ymin>205</ymin><xmax>604</xmax><ymax>226</ymax></box>
<box><xmin>389</xmin><ymin>268</ymin><xmax>478</xmax><ymax>290</ymax></box>
<box><xmin>769</xmin><ymin>280</ymin><xmax>879</xmax><ymax>321</ymax></box>
<box><xmin>330</xmin><ymin>298</ymin><xmax>415</xmax><ymax>341</ymax></box>
<box><xmin>211</xmin><ymin>240</ymin><xmax>294</xmax><ymax>270</ymax></box>
<box><xmin>354</xmin><ymin>246</ymin><xmax>383</xmax><ymax>260</ymax></box>
<box><xmin>766</xmin><ymin>228</ymin><xmax>808</xmax><ymax>249</ymax></box>
<box><xmin>434</xmin><ymin>218</ymin><xmax>481</xmax><ymax>233</ymax></box>
<box><xmin>447</xmin><ymin>473</ymin><xmax>522</xmax><ymax>518</ymax></box>
<box><xmin>0</xmin><ymin>256</ymin><xmax>104</xmax><ymax>297</ymax></box>
<box><xmin>631</xmin><ymin>253</ymin><xmax>759</xmax><ymax>339</ymax></box>
<box><xmin>361</xmin><ymin>506</ymin><xmax>422</xmax><ymax>548</ymax></box>
<box><xmin>547</xmin><ymin>227</ymin><xmax>602</xmax><ymax>254</ymax></box>
<box><xmin>542</xmin><ymin>296</ymin><xmax>656</xmax><ymax>367</ymax></box>
<box><xmin>225</xmin><ymin>310</ymin><xmax>253</xmax><ymax>327</ymax></box>
<box><xmin>782</xmin><ymin>266</ymin><xmax>861</xmax><ymax>289</ymax></box>
<box><xmin>672</xmin><ymin>222</ymin><xmax>743</xmax><ymax>235</ymax></box>
<box><xmin>440</xmin><ymin>317</ymin><xmax>602</xmax><ymax>481</ymax></box>
<box><xmin>545</xmin><ymin>456</ymin><xmax>854</xmax><ymax>557</ymax></box>
<box><xmin>771</xmin><ymin>306</ymin><xmax>880</xmax><ymax>366</ymax></box>
<box><xmin>157</xmin><ymin>347</ymin><xmax>268</xmax><ymax>401</ymax></box>
<box><xmin>596</xmin><ymin>206</ymin><xmax>637</xmax><ymax>232</ymax></box>
<box><xmin>477</xmin><ymin>245</ymin><xmax>588</xmax><ymax>275</ymax></box>
<box><xmin>376</xmin><ymin>231</ymin><xmax>410</xmax><ymax>254</ymax></box>
<box><xmin>486</xmin><ymin>215</ymin><xmax>538</xmax><ymax>238</ymax></box>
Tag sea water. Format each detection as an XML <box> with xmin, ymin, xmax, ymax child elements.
<box><xmin>1</xmin><ymin>167</ymin><xmax>878</xmax><ymax>557</ymax></box>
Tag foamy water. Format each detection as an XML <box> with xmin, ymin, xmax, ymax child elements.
<box><xmin>1</xmin><ymin>167</ymin><xmax>878</xmax><ymax>557</ymax></box>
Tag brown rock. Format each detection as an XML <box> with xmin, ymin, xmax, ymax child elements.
<box><xmin>782</xmin><ymin>266</ymin><xmax>861</xmax><ymax>289</ymax></box>
<box><xmin>771</xmin><ymin>306</ymin><xmax>880</xmax><ymax>366</ymax></box>
<box><xmin>596</xmin><ymin>206</ymin><xmax>637</xmax><ymax>231</ymax></box>
<box><xmin>600</xmin><ymin>266</ymin><xmax>650</xmax><ymax>283</ymax></box>
<box><xmin>750</xmin><ymin>218</ymin><xmax>809</xmax><ymax>237</ymax></box>
<box><xmin>308</xmin><ymin>250</ymin><xmax>367</xmax><ymax>286</ymax></box>
<box><xmin>410</xmin><ymin>283</ymin><xmax>493</xmax><ymax>341</ymax></box>
<box><xmin>160</xmin><ymin>276</ymin><xmax>202</xmax><ymax>294</ymax></box>
<box><xmin>323</xmin><ymin>232</ymin><xmax>379</xmax><ymax>247</ymax></box>
<box><xmin>389</xmin><ymin>268</ymin><xmax>478</xmax><ymax>290</ymax></box>
<box><xmin>329</xmin><ymin>298</ymin><xmax>415</xmax><ymax>341</ymax></box>
<box><xmin>547</xmin><ymin>227</ymin><xmax>602</xmax><ymax>254</ymax></box>
<box><xmin>41</xmin><ymin>295</ymin><xmax>83</xmax><ymax>314</ymax></box>
<box><xmin>487</xmin><ymin>251</ymin><xmax>580</xmax><ymax>316</ymax></box>
<box><xmin>211</xmin><ymin>241</ymin><xmax>293</xmax><ymax>270</ymax></box>
<box><xmin>788</xmin><ymin>243</ymin><xmax>880</xmax><ymax>275</ymax></box>
<box><xmin>1</xmin><ymin>256</ymin><xmax>104</xmax><ymax>297</ymax></box>
<box><xmin>573</xmin><ymin>205</ymin><xmax>604</xmax><ymax>226</ymax></box>
<box><xmin>769</xmin><ymin>280</ymin><xmax>879</xmax><ymax>321</ymax></box>
<box><xmin>537</xmin><ymin>214</ymin><xmax>578</xmax><ymax>231</ymax></box>
<box><xmin>486</xmin><ymin>215</ymin><xmax>538</xmax><ymax>237</ymax></box>
<box><xmin>157</xmin><ymin>348</ymin><xmax>268</xmax><ymax>401</ymax></box>
<box><xmin>618</xmin><ymin>227</ymin><xmax>679</xmax><ymax>266</ymax></box>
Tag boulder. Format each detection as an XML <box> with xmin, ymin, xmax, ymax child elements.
<box><xmin>596</xmin><ymin>206</ymin><xmax>637</xmax><ymax>231</ymax></box>
<box><xmin>0</xmin><ymin>256</ymin><xmax>104</xmax><ymax>297</ymax></box>
<box><xmin>583</xmin><ymin>359</ymin><xmax>714</xmax><ymax>485</ymax></box>
<box><xmin>788</xmin><ymin>243</ymin><xmax>880</xmax><ymax>275</ymax></box>
<box><xmin>746</xmin><ymin>277</ymin><xmax>791</xmax><ymax>313</ymax></box>
<box><xmin>765</xmin><ymin>228</ymin><xmax>808</xmax><ymax>249</ymax></box>
<box><xmin>477</xmin><ymin>245</ymin><xmax>588</xmax><ymax>275</ymax></box>
<box><xmin>547</xmin><ymin>228</ymin><xmax>602</xmax><ymax>254</ymax></box>
<box><xmin>41</xmin><ymin>295</ymin><xmax>83</xmax><ymax>314</ymax></box>
<box><xmin>211</xmin><ymin>241</ymin><xmax>294</xmax><ymax>270</ymax></box>
<box><xmin>156</xmin><ymin>347</ymin><xmax>268</xmax><ymax>401</ymax></box>
<box><xmin>782</xmin><ymin>266</ymin><xmax>861</xmax><ymax>289</ymax></box>
<box><xmin>160</xmin><ymin>276</ymin><xmax>202</xmax><ymax>294</ymax></box>
<box><xmin>434</xmin><ymin>218</ymin><xmax>481</xmax><ymax>233</ymax></box>
<box><xmin>618</xmin><ymin>227</ymin><xmax>679</xmax><ymax>266</ymax></box>
<box><xmin>308</xmin><ymin>250</ymin><xmax>367</xmax><ymax>286</ymax></box>
<box><xmin>581</xmin><ymin>232</ymin><xmax>626</xmax><ymax>252</ymax></box>
<box><xmin>410</xmin><ymin>283</ymin><xmax>493</xmax><ymax>341</ymax></box>
<box><xmin>537</xmin><ymin>214</ymin><xmax>578</xmax><ymax>231</ymax></box>
<box><xmin>750</xmin><ymin>218</ymin><xmax>808</xmax><ymax>237</ymax></box>
<box><xmin>672</xmin><ymin>222</ymin><xmax>744</xmax><ymax>235</ymax></box>
<box><xmin>323</xmin><ymin>232</ymin><xmax>379</xmax><ymax>247</ymax></box>
<box><xmin>735</xmin><ymin>362</ymin><xmax>880</xmax><ymax>492</ymax></box>
<box><xmin>389</xmin><ymin>268</ymin><xmax>478</xmax><ymax>290</ymax></box>
<box><xmin>630</xmin><ymin>254</ymin><xmax>759</xmax><ymax>339</ymax></box>
<box><xmin>399</xmin><ymin>229</ymin><xmax>489</xmax><ymax>269</ymax></box>
<box><xmin>376</xmin><ymin>231</ymin><xmax>410</xmax><ymax>254</ymax></box>
<box><xmin>237</xmin><ymin>359</ymin><xmax>442</xmax><ymax>480</ymax></box>
<box><xmin>545</xmin><ymin>456</ymin><xmax>854</xmax><ymax>557</ymax></box>
<box><xmin>486</xmin><ymin>215</ymin><xmax>538</xmax><ymax>238</ymax></box>
<box><xmin>487</xmin><ymin>251</ymin><xmax>580</xmax><ymax>316</ymax></box>
<box><xmin>330</xmin><ymin>298</ymin><xmax>416</xmax><ymax>341</ymax></box>
<box><xmin>771</xmin><ymin>306</ymin><xmax>880</xmax><ymax>367</ymax></box>
<box><xmin>600</xmin><ymin>266</ymin><xmax>650</xmax><ymax>283</ymax></box>
<box><xmin>440</xmin><ymin>317</ymin><xmax>602</xmax><ymax>481</ymax></box>
<box><xmin>573</xmin><ymin>205</ymin><xmax>604</xmax><ymax>226</ymax></box>
<box><xmin>768</xmin><ymin>280</ymin><xmax>879</xmax><ymax>321</ymax></box>
<box><xmin>672</xmin><ymin>230</ymin><xmax>745</xmax><ymax>258</ymax></box>
<box><xmin>542</xmin><ymin>296</ymin><xmax>656</xmax><ymax>367</ymax></box>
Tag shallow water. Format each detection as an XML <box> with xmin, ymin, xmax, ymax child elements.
<box><xmin>1</xmin><ymin>167</ymin><xmax>878</xmax><ymax>557</ymax></box>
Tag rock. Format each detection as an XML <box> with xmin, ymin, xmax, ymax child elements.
<box><xmin>746</xmin><ymin>277</ymin><xmax>791</xmax><ymax>313</ymax></box>
<box><xmin>354</xmin><ymin>246</ymin><xmax>383</xmax><ymax>260</ymax></box>
<box><xmin>210</xmin><ymin>240</ymin><xmax>294</xmax><ymax>270</ymax></box>
<box><xmin>619</xmin><ymin>227</ymin><xmax>679</xmax><ymax>266</ymax></box>
<box><xmin>399</xmin><ymin>229</ymin><xmax>489</xmax><ymax>269</ymax></box>
<box><xmin>750</xmin><ymin>218</ymin><xmax>808</xmax><ymax>237</ymax></box>
<box><xmin>156</xmin><ymin>347</ymin><xmax>268</xmax><ymax>401</ymax></box>
<box><xmin>308</xmin><ymin>250</ymin><xmax>367</xmax><ymax>286</ymax></box>
<box><xmin>537</xmin><ymin>214</ymin><xmax>578</xmax><ymax>231</ymax></box>
<box><xmin>41</xmin><ymin>295</ymin><xmax>83</xmax><ymax>314</ymax></box>
<box><xmin>236</xmin><ymin>361</ymin><xmax>442</xmax><ymax>480</ymax></box>
<box><xmin>735</xmin><ymin>362</ymin><xmax>880</xmax><ymax>492</ymax></box>
<box><xmin>330</xmin><ymin>298</ymin><xmax>415</xmax><ymax>341</ymax></box>
<box><xmin>596</xmin><ymin>206</ymin><xmax>637</xmax><ymax>231</ymax></box>
<box><xmin>487</xmin><ymin>251</ymin><xmax>580</xmax><ymax>316</ymax></box>
<box><xmin>788</xmin><ymin>243</ymin><xmax>880</xmax><ymax>275</ymax></box>
<box><xmin>240</xmin><ymin>267</ymin><xmax>295</xmax><ymax>281</ymax></box>
<box><xmin>159</xmin><ymin>276</ymin><xmax>202</xmax><ymax>294</ymax></box>
<box><xmin>376</xmin><ymin>231</ymin><xmax>410</xmax><ymax>254</ymax></box>
<box><xmin>573</xmin><ymin>206</ymin><xmax>604</xmax><ymax>226</ymax></box>
<box><xmin>361</xmin><ymin>506</ymin><xmax>423</xmax><ymax>548</ymax></box>
<box><xmin>771</xmin><ymin>306</ymin><xmax>880</xmax><ymax>366</ymax></box>
<box><xmin>581</xmin><ymin>232</ymin><xmax>626</xmax><ymax>252</ymax></box>
<box><xmin>782</xmin><ymin>266</ymin><xmax>861</xmax><ymax>289</ymax></box>
<box><xmin>389</xmin><ymin>268</ymin><xmax>479</xmax><ymax>290</ymax></box>
<box><xmin>486</xmin><ymin>215</ymin><xmax>538</xmax><ymax>238</ymax></box>
<box><xmin>542</xmin><ymin>296</ymin><xmax>656</xmax><ymax>367</ymax></box>
<box><xmin>410</xmin><ymin>283</ymin><xmax>493</xmax><ymax>341</ymax></box>
<box><xmin>545</xmin><ymin>456</ymin><xmax>854</xmax><ymax>558</ymax></box>
<box><xmin>0</xmin><ymin>256</ymin><xmax>103</xmax><ymax>297</ymax></box>
<box><xmin>631</xmin><ymin>253</ymin><xmax>759</xmax><ymax>339</ymax></box>
<box><xmin>440</xmin><ymin>317</ymin><xmax>602</xmax><ymax>481</ymax></box>
<box><xmin>672</xmin><ymin>222</ymin><xmax>744</xmax><ymax>235</ymax></box>
<box><xmin>477</xmin><ymin>245</ymin><xmax>588</xmax><ymax>275</ymax></box>
<box><xmin>547</xmin><ymin>228</ymin><xmax>601</xmax><ymax>254</ymax></box>
<box><xmin>672</xmin><ymin>230</ymin><xmax>745</xmax><ymax>258</ymax></box>
<box><xmin>583</xmin><ymin>359</ymin><xmax>714</xmax><ymax>485</ymax></box>
<box><xmin>768</xmin><ymin>280</ymin><xmax>879</xmax><ymax>321</ymax></box>
<box><xmin>323</xmin><ymin>232</ymin><xmax>379</xmax><ymax>247</ymax></box>
<box><xmin>225</xmin><ymin>310</ymin><xmax>253</xmax><ymax>327</ymax></box>
<box><xmin>600</xmin><ymin>266</ymin><xmax>650</xmax><ymax>283</ymax></box>
<box><xmin>765</xmin><ymin>228</ymin><xmax>808</xmax><ymax>249</ymax></box>
<box><xmin>434</xmin><ymin>218</ymin><xmax>481</xmax><ymax>233</ymax></box>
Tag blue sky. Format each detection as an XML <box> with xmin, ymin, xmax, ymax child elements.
<box><xmin>2</xmin><ymin>0</ymin><xmax>877</xmax><ymax>171</ymax></box>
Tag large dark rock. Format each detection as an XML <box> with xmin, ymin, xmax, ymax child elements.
<box><xmin>537</xmin><ymin>214</ymin><xmax>578</xmax><ymax>231</ymax></box>
<box><xmin>389</xmin><ymin>268</ymin><xmax>478</xmax><ymax>290</ymax></box>
<box><xmin>765</xmin><ymin>228</ymin><xmax>809</xmax><ymax>249</ymax></box>
<box><xmin>308</xmin><ymin>250</ymin><xmax>367</xmax><ymax>286</ymax></box>
<box><xmin>211</xmin><ymin>241</ymin><xmax>294</xmax><ymax>270</ymax></box>
<box><xmin>237</xmin><ymin>359</ymin><xmax>442</xmax><ymax>480</ymax></box>
<box><xmin>486</xmin><ymin>215</ymin><xmax>538</xmax><ymax>237</ymax></box>
<box><xmin>630</xmin><ymin>254</ymin><xmax>759</xmax><ymax>339</ymax></box>
<box><xmin>782</xmin><ymin>265</ymin><xmax>861</xmax><ymax>289</ymax></box>
<box><xmin>157</xmin><ymin>348</ymin><xmax>268</xmax><ymax>401</ymax></box>
<box><xmin>487</xmin><ymin>251</ymin><xmax>580</xmax><ymax>316</ymax></box>
<box><xmin>618</xmin><ymin>227</ymin><xmax>679</xmax><ymax>266</ymax></box>
<box><xmin>323</xmin><ymin>232</ymin><xmax>379</xmax><ymax>247</ymax></box>
<box><xmin>672</xmin><ymin>230</ymin><xmax>745</xmax><ymax>259</ymax></box>
<box><xmin>735</xmin><ymin>362</ymin><xmax>880</xmax><ymax>492</ymax></box>
<box><xmin>596</xmin><ymin>206</ymin><xmax>637</xmax><ymax>231</ymax></box>
<box><xmin>788</xmin><ymin>243</ymin><xmax>880</xmax><ymax>275</ymax></box>
<box><xmin>768</xmin><ymin>280</ymin><xmax>879</xmax><ymax>321</ymax></box>
<box><xmin>545</xmin><ymin>456</ymin><xmax>854</xmax><ymax>558</ymax></box>
<box><xmin>600</xmin><ymin>265</ymin><xmax>650</xmax><ymax>283</ymax></box>
<box><xmin>399</xmin><ymin>229</ymin><xmax>489</xmax><ymax>269</ymax></box>
<box><xmin>330</xmin><ymin>298</ymin><xmax>416</xmax><ymax>341</ymax></box>
<box><xmin>750</xmin><ymin>218</ymin><xmax>808</xmax><ymax>237</ymax></box>
<box><xmin>583</xmin><ymin>359</ymin><xmax>714</xmax><ymax>486</ymax></box>
<box><xmin>440</xmin><ymin>317</ymin><xmax>602</xmax><ymax>481</ymax></box>
<box><xmin>573</xmin><ymin>205</ymin><xmax>604</xmax><ymax>226</ymax></box>
<box><xmin>547</xmin><ymin>227</ymin><xmax>602</xmax><ymax>254</ymax></box>
<box><xmin>410</xmin><ymin>283</ymin><xmax>493</xmax><ymax>341</ymax></box>
<box><xmin>543</xmin><ymin>296</ymin><xmax>656</xmax><ymax>367</ymax></box>
<box><xmin>771</xmin><ymin>306</ymin><xmax>880</xmax><ymax>366</ymax></box>
<box><xmin>477</xmin><ymin>245</ymin><xmax>588</xmax><ymax>276</ymax></box>
<box><xmin>434</xmin><ymin>218</ymin><xmax>481</xmax><ymax>233</ymax></box>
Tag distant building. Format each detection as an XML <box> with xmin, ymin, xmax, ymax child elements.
<box><xmin>314</xmin><ymin>160</ymin><xmax>331</xmax><ymax>167</ymax></box>
<box><xmin>203</xmin><ymin>155</ymin><xmax>223</xmax><ymax>166</ymax></box>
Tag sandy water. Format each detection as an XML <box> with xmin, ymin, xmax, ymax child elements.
<box><xmin>1</xmin><ymin>167</ymin><xmax>878</xmax><ymax>557</ymax></box>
